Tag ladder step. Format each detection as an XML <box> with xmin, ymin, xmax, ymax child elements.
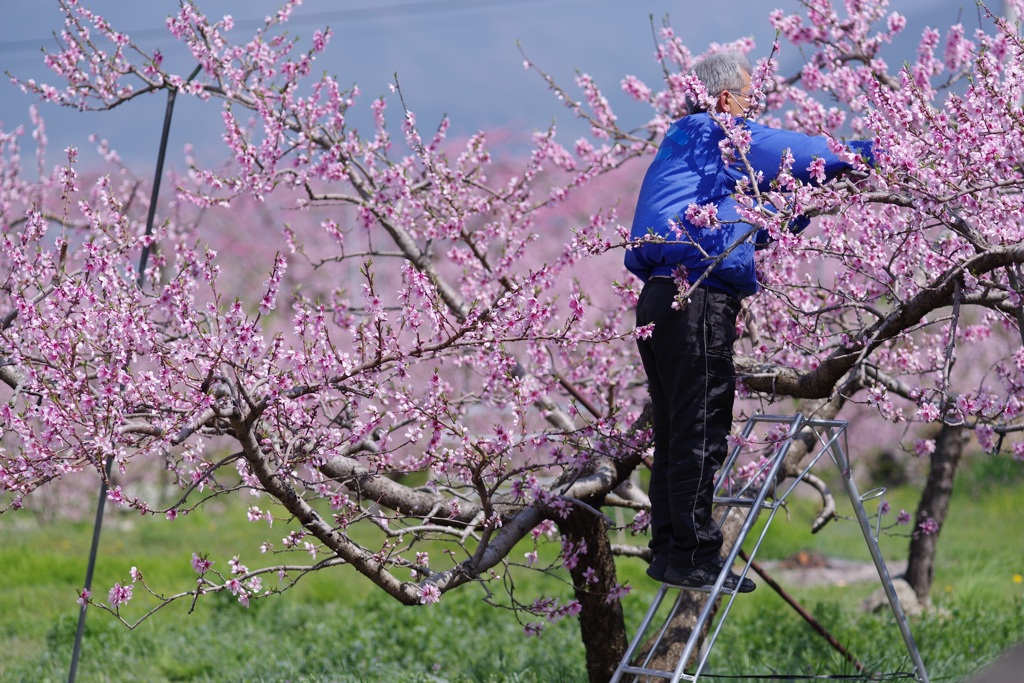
<box><xmin>658</xmin><ymin>582</ymin><xmax>743</xmax><ymax>595</ymax></box>
<box><xmin>712</xmin><ymin>495</ymin><xmax>778</xmax><ymax>509</ymax></box>
<box><xmin>617</xmin><ymin>664</ymin><xmax>695</xmax><ymax>681</ymax></box>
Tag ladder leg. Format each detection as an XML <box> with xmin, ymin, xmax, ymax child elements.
<box><xmin>828</xmin><ymin>428</ymin><xmax>931</xmax><ymax>683</ymax></box>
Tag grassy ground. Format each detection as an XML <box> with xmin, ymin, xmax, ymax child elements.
<box><xmin>1</xmin><ymin>454</ymin><xmax>1022</xmax><ymax>682</ymax></box>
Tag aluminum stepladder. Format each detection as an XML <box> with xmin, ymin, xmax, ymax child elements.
<box><xmin>610</xmin><ymin>413</ymin><xmax>931</xmax><ymax>683</ymax></box>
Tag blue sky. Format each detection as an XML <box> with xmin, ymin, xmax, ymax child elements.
<box><xmin>0</xmin><ymin>0</ymin><xmax>974</xmax><ymax>170</ymax></box>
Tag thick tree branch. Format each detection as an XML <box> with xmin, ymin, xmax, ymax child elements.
<box><xmin>739</xmin><ymin>244</ymin><xmax>1024</xmax><ymax>398</ymax></box>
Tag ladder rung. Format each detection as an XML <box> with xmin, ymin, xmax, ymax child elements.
<box><xmin>712</xmin><ymin>495</ymin><xmax>778</xmax><ymax>509</ymax></box>
<box><xmin>618</xmin><ymin>664</ymin><xmax>695</xmax><ymax>681</ymax></box>
<box><xmin>658</xmin><ymin>582</ymin><xmax>742</xmax><ymax>595</ymax></box>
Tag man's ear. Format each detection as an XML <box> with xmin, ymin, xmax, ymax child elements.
<box><xmin>714</xmin><ymin>90</ymin><xmax>730</xmax><ymax>114</ymax></box>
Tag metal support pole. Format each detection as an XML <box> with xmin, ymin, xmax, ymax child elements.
<box><xmin>67</xmin><ymin>64</ymin><xmax>199</xmax><ymax>681</ymax></box>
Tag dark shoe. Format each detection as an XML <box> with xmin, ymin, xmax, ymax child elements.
<box><xmin>662</xmin><ymin>558</ymin><xmax>755</xmax><ymax>593</ymax></box>
<box><xmin>646</xmin><ymin>556</ymin><xmax>669</xmax><ymax>583</ymax></box>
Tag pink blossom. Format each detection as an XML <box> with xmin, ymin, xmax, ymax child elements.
<box><xmin>106</xmin><ymin>485</ymin><xmax>125</xmax><ymax>506</ymax></box>
<box><xmin>560</xmin><ymin>537</ymin><xmax>588</xmax><ymax>570</ymax></box>
<box><xmin>887</xmin><ymin>12</ymin><xmax>907</xmax><ymax>35</ymax></box>
<box><xmin>605</xmin><ymin>582</ymin><xmax>631</xmax><ymax>603</ymax></box>
<box><xmin>956</xmin><ymin>394</ymin><xmax>980</xmax><ymax>417</ymax></box>
<box><xmin>913</xmin><ymin>439</ymin><xmax>936</xmax><ymax>458</ymax></box>
<box><xmin>621</xmin><ymin>75</ymin><xmax>652</xmax><ymax>103</ymax></box>
<box><xmin>975</xmin><ymin>425</ymin><xmax>997</xmax><ymax>453</ymax></box>
<box><xmin>530</xmin><ymin>520</ymin><xmax>556</xmax><ymax>540</ymax></box>
<box><xmin>634</xmin><ymin>323</ymin><xmax>655</xmax><ymax>340</ymax></box>
<box><xmin>629</xmin><ymin>509</ymin><xmax>651</xmax><ymax>533</ymax></box>
<box><xmin>726</xmin><ymin>432</ymin><xmax>755</xmax><ymax>451</ymax></box>
<box><xmin>419</xmin><ymin>584</ymin><xmax>441</xmax><ymax>604</ymax></box>
<box><xmin>107</xmin><ymin>582</ymin><xmax>133</xmax><ymax>607</ymax></box>
<box><xmin>915</xmin><ymin>403</ymin><xmax>941</xmax><ymax>422</ymax></box>
<box><xmin>943</xmin><ymin>24</ymin><xmax>974</xmax><ymax>72</ymax></box>
<box><xmin>191</xmin><ymin>553</ymin><xmax>213</xmax><ymax>576</ymax></box>
<box><xmin>807</xmin><ymin>156</ymin><xmax>827</xmax><ymax>183</ymax></box>
<box><xmin>569</xmin><ymin>294</ymin><xmax>585</xmax><ymax>319</ymax></box>
<box><xmin>258</xmin><ymin>253</ymin><xmax>287</xmax><ymax>315</ymax></box>
<box><xmin>684</xmin><ymin>202</ymin><xmax>719</xmax><ymax>228</ymax></box>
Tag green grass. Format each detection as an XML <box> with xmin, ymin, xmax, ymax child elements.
<box><xmin>1</xmin><ymin>455</ymin><xmax>1022</xmax><ymax>682</ymax></box>
<box><xmin>5</xmin><ymin>594</ymin><xmax>586</xmax><ymax>683</ymax></box>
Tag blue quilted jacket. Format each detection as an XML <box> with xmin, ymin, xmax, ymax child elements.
<box><xmin>625</xmin><ymin>113</ymin><xmax>874</xmax><ymax>299</ymax></box>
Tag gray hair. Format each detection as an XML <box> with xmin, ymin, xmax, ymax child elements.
<box><xmin>687</xmin><ymin>51</ymin><xmax>752</xmax><ymax>112</ymax></box>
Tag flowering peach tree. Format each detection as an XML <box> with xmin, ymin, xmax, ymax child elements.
<box><xmin>2</xmin><ymin>0</ymin><xmax>1024</xmax><ymax>680</ymax></box>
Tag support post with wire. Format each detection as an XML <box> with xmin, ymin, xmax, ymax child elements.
<box><xmin>67</xmin><ymin>64</ymin><xmax>202</xmax><ymax>683</ymax></box>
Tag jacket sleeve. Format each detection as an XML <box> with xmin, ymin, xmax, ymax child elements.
<box><xmin>744</xmin><ymin>121</ymin><xmax>874</xmax><ymax>187</ymax></box>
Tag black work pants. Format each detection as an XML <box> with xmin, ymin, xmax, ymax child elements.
<box><xmin>635</xmin><ymin>279</ymin><xmax>740</xmax><ymax>570</ymax></box>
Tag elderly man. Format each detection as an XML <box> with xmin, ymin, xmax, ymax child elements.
<box><xmin>627</xmin><ymin>51</ymin><xmax>874</xmax><ymax>591</ymax></box>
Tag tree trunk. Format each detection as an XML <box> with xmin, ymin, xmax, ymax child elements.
<box><xmin>561</xmin><ymin>506</ymin><xmax>629</xmax><ymax>683</ymax></box>
<box><xmin>904</xmin><ymin>422</ymin><xmax>967</xmax><ymax>604</ymax></box>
